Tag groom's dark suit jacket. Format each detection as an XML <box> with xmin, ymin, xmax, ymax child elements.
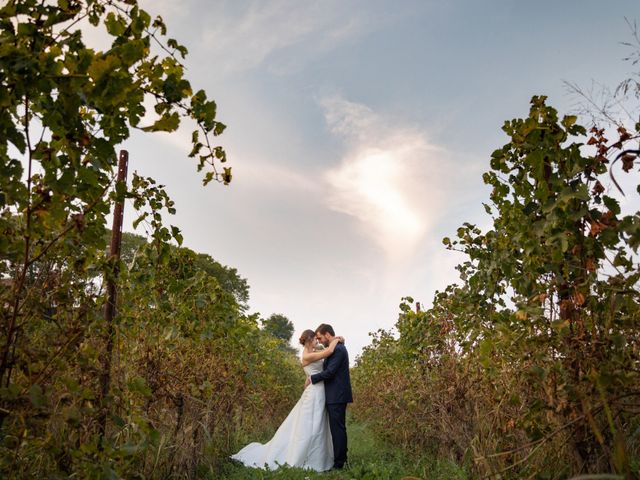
<box><xmin>310</xmin><ymin>343</ymin><xmax>353</xmax><ymax>404</ymax></box>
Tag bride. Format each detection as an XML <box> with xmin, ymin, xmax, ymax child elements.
<box><xmin>230</xmin><ymin>330</ymin><xmax>344</xmax><ymax>471</ymax></box>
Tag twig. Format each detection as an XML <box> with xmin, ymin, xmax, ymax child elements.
<box><xmin>477</xmin><ymin>406</ymin><xmax>600</xmax><ymax>480</ymax></box>
<box><xmin>609</xmin><ymin>148</ymin><xmax>640</xmax><ymax>196</ymax></box>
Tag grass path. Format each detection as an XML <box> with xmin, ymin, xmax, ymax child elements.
<box><xmin>217</xmin><ymin>420</ymin><xmax>467</xmax><ymax>479</ymax></box>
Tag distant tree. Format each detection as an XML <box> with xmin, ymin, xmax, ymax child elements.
<box><xmin>193</xmin><ymin>252</ymin><xmax>249</xmax><ymax>310</ymax></box>
<box><xmin>262</xmin><ymin>313</ymin><xmax>294</xmax><ymax>344</ymax></box>
<box><xmin>118</xmin><ymin>231</ymin><xmax>149</xmax><ymax>266</ymax></box>
<box><xmin>109</xmin><ymin>231</ymin><xmax>250</xmax><ymax>309</ymax></box>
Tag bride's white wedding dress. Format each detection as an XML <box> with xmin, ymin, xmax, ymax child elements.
<box><xmin>230</xmin><ymin>359</ymin><xmax>334</xmax><ymax>471</ymax></box>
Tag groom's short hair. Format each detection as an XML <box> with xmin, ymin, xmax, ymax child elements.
<box><xmin>315</xmin><ymin>323</ymin><xmax>335</xmax><ymax>336</ymax></box>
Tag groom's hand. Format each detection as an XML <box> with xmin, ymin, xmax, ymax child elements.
<box><xmin>304</xmin><ymin>377</ymin><xmax>311</xmax><ymax>388</ymax></box>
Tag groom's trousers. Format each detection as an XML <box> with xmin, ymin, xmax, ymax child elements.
<box><xmin>326</xmin><ymin>403</ymin><xmax>348</xmax><ymax>468</ymax></box>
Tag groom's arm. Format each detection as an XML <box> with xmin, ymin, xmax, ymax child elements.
<box><xmin>310</xmin><ymin>346</ymin><xmax>346</xmax><ymax>384</ymax></box>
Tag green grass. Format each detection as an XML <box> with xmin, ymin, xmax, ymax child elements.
<box><xmin>214</xmin><ymin>419</ymin><xmax>468</xmax><ymax>479</ymax></box>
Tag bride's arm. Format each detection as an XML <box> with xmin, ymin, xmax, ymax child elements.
<box><xmin>302</xmin><ymin>337</ymin><xmax>344</xmax><ymax>364</ymax></box>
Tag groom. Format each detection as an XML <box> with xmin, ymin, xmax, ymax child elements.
<box><xmin>309</xmin><ymin>323</ymin><xmax>353</xmax><ymax>470</ymax></box>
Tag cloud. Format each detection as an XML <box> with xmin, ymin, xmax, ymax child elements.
<box><xmin>321</xmin><ymin>95</ymin><xmax>453</xmax><ymax>260</ymax></box>
<box><xmin>199</xmin><ymin>0</ymin><xmax>382</xmax><ymax>74</ymax></box>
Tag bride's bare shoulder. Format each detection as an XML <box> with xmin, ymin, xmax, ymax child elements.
<box><xmin>300</xmin><ymin>353</ymin><xmax>312</xmax><ymax>367</ymax></box>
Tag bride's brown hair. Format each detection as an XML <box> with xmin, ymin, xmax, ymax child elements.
<box><xmin>299</xmin><ymin>329</ymin><xmax>316</xmax><ymax>346</ymax></box>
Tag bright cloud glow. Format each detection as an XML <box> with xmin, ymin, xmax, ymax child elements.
<box><xmin>322</xmin><ymin>95</ymin><xmax>449</xmax><ymax>260</ymax></box>
<box><xmin>327</xmin><ymin>148</ymin><xmax>425</xmax><ymax>255</ymax></box>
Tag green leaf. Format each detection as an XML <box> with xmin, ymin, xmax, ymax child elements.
<box><xmin>111</xmin><ymin>414</ymin><xmax>126</xmax><ymax>428</ymax></box>
<box><xmin>141</xmin><ymin>112</ymin><xmax>180</xmax><ymax>132</ymax></box>
<box><xmin>171</xmin><ymin>225</ymin><xmax>183</xmax><ymax>245</ymax></box>
<box><xmin>29</xmin><ymin>384</ymin><xmax>47</xmax><ymax>408</ymax></box>
<box><xmin>602</xmin><ymin>195</ymin><xmax>621</xmax><ymax>215</ymax></box>
<box><xmin>222</xmin><ymin>167</ymin><xmax>232</xmax><ymax>184</ymax></box>
<box><xmin>561</xmin><ymin>115</ymin><xmax>577</xmax><ymax>128</ymax></box>
<box><xmin>105</xmin><ymin>12</ymin><xmax>126</xmax><ymax>36</ymax></box>
<box><xmin>128</xmin><ymin>377</ymin><xmax>152</xmax><ymax>397</ymax></box>
<box><xmin>87</xmin><ymin>54</ymin><xmax>120</xmax><ymax>82</ymax></box>
<box><xmin>4</xmin><ymin>122</ymin><xmax>26</xmax><ymax>154</ymax></box>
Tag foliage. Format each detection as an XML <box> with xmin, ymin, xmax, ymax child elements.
<box><xmin>108</xmin><ymin>241</ymin><xmax>303</xmax><ymax>477</ymax></box>
<box><xmin>351</xmin><ymin>96</ymin><xmax>640</xmax><ymax>478</ymax></box>
<box><xmin>0</xmin><ymin>1</ymin><xmax>301</xmax><ymax>477</ymax></box>
<box><xmin>262</xmin><ymin>313</ymin><xmax>295</xmax><ymax>344</ymax></box>
<box><xmin>193</xmin><ymin>251</ymin><xmax>250</xmax><ymax>310</ymax></box>
<box><xmin>0</xmin><ymin>225</ymin><xmax>303</xmax><ymax>477</ymax></box>
<box><xmin>115</xmin><ymin>230</ymin><xmax>250</xmax><ymax>310</ymax></box>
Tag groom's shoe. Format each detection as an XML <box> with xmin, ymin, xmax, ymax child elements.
<box><xmin>332</xmin><ymin>459</ymin><xmax>350</xmax><ymax>470</ymax></box>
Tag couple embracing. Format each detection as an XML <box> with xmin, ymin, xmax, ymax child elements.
<box><xmin>231</xmin><ymin>323</ymin><xmax>353</xmax><ymax>472</ymax></box>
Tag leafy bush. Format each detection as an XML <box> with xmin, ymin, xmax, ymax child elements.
<box><xmin>0</xmin><ymin>1</ymin><xmax>302</xmax><ymax>477</ymax></box>
<box><xmin>351</xmin><ymin>96</ymin><xmax>640</xmax><ymax>478</ymax></box>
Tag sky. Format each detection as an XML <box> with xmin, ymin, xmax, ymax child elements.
<box><xmin>107</xmin><ymin>0</ymin><xmax>639</xmax><ymax>362</ymax></box>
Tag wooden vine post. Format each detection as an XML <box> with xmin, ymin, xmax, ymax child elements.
<box><xmin>98</xmin><ymin>150</ymin><xmax>129</xmax><ymax>441</ymax></box>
